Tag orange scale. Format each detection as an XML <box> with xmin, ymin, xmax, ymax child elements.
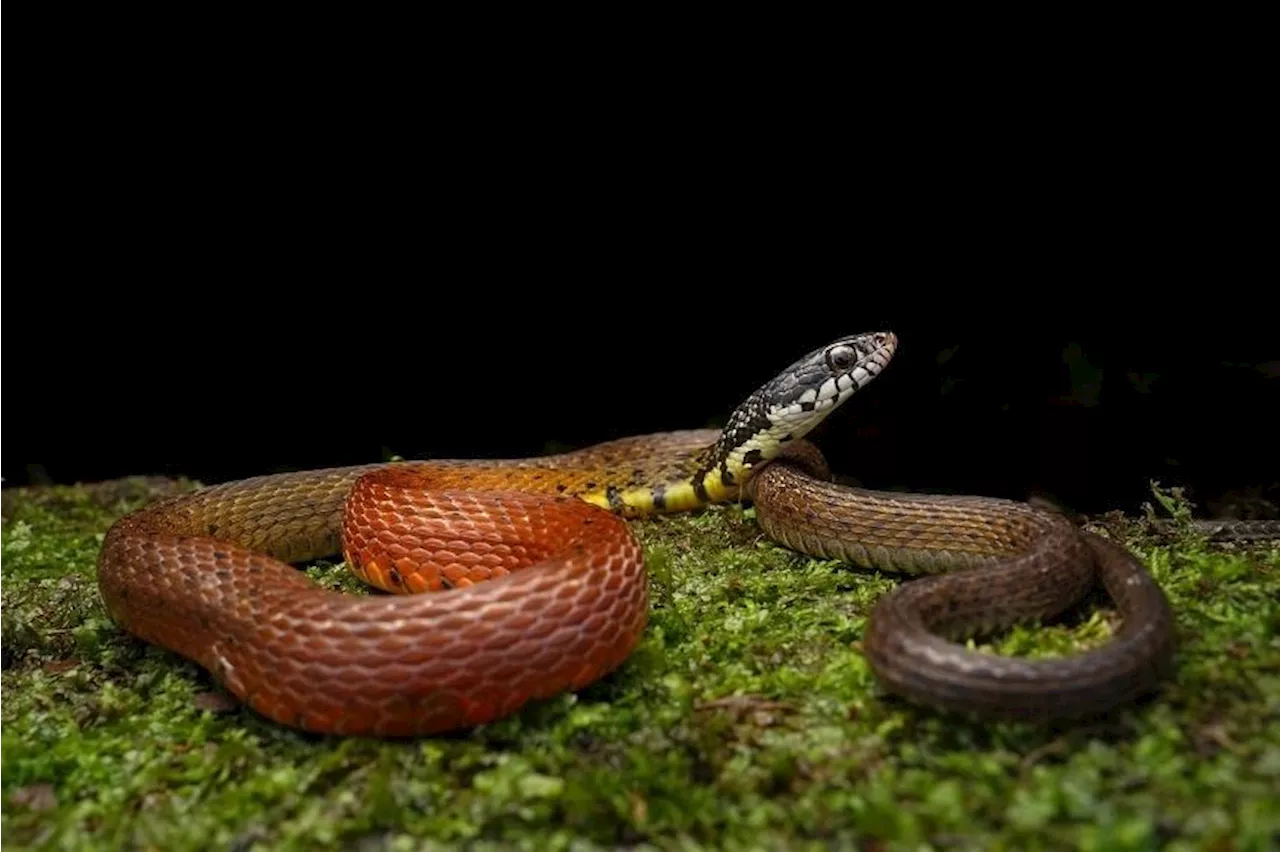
<box><xmin>392</xmin><ymin>556</ymin><xmax>420</xmax><ymax>581</ymax></box>
<box><xmin>543</xmin><ymin>659</ymin><xmax>582</xmax><ymax>688</ymax></box>
<box><xmin>577</xmin><ymin>610</ymin><xmax>610</xmax><ymax>632</ymax></box>
<box><xmin>318</xmin><ymin>616</ymin><xmax>355</xmax><ymax>637</ymax></box>
<box><xmin>403</xmin><ymin>571</ymin><xmax>433</xmax><ymax>594</ymax></box>
<box><xmin>569</xmin><ymin>661</ymin><xmax>601</xmax><ymax>690</ymax></box>
<box><xmin>299</xmin><ymin>705</ymin><xmax>344</xmax><ymax>733</ymax></box>
<box><xmin>441</xmin><ymin>565</ymin><xmax>474</xmax><ymax>587</ymax></box>
<box><xmin>427</xmin><ymin>613</ymin><xmax>476</xmax><ymax>636</ymax></box>
<box><xmin>362</xmin><ymin>560</ymin><xmax>389</xmax><ymax>589</ymax></box>
<box><xmin>498</xmin><ymin>610</ymin><xmax>539</xmax><ymax>632</ymax></box>
<box><xmin>250</xmin><ymin>693</ymin><xmax>296</xmax><ymax>728</ymax></box>
<box><xmin>572</xmin><ymin>585</ymin><xmax>602</xmax><ymax>606</ymax></box>
<box><xmin>407</xmin><ymin>547</ymin><xmax>435</xmax><ymax>566</ymax></box>
<box><xmin>534</xmin><ymin>596</ymin><xmax>574</xmax><ymax>619</ymax></box>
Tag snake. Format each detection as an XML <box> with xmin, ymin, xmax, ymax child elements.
<box><xmin>99</xmin><ymin>331</ymin><xmax>1187</xmax><ymax>735</ymax></box>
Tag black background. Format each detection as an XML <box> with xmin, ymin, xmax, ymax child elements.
<box><xmin>7</xmin><ymin>255</ymin><xmax>1275</xmax><ymax>520</ymax></box>
<box><xmin>6</xmin><ymin>68</ymin><xmax>1276</xmax><ymax>520</ymax></box>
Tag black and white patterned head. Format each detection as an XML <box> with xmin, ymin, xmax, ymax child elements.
<box><xmin>702</xmin><ymin>332</ymin><xmax>898</xmax><ymax>488</ymax></box>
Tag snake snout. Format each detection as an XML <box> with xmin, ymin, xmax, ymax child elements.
<box><xmin>842</xmin><ymin>330</ymin><xmax>897</xmax><ymax>388</ymax></box>
<box><xmin>863</xmin><ymin>330</ymin><xmax>897</xmax><ymax>362</ymax></box>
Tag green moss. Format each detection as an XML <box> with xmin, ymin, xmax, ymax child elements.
<box><xmin>3</xmin><ymin>480</ymin><xmax>1278</xmax><ymax>850</ymax></box>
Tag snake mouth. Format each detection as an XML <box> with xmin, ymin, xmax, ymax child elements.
<box><xmin>852</xmin><ymin>332</ymin><xmax>897</xmax><ymax>389</ymax></box>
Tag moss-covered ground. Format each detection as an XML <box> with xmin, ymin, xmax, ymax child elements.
<box><xmin>2</xmin><ymin>478</ymin><xmax>1278</xmax><ymax>850</ymax></box>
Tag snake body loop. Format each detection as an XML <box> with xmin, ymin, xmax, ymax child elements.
<box><xmin>98</xmin><ymin>332</ymin><xmax>1193</xmax><ymax>734</ymax></box>
<box><xmin>747</xmin><ymin>462</ymin><xmax>1177</xmax><ymax>719</ymax></box>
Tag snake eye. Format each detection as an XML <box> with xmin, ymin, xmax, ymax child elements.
<box><xmin>826</xmin><ymin>344</ymin><xmax>856</xmax><ymax>372</ymax></box>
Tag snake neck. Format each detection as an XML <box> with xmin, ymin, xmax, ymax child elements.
<box><xmin>688</xmin><ymin>439</ymin><xmax>771</xmax><ymax>506</ymax></box>
<box><xmin>567</xmin><ymin>442</ymin><xmax>740</xmax><ymax>519</ymax></box>
<box><xmin>575</xmin><ymin>445</ymin><xmax>777</xmax><ymax>519</ymax></box>
<box><xmin>680</xmin><ymin>331</ymin><xmax>898</xmax><ymax>511</ymax></box>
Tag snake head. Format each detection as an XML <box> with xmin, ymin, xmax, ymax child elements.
<box><xmin>698</xmin><ymin>332</ymin><xmax>898</xmax><ymax>494</ymax></box>
<box><xmin>760</xmin><ymin>331</ymin><xmax>898</xmax><ymax>434</ymax></box>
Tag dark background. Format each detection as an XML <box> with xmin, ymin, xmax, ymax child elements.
<box><xmin>6</xmin><ymin>65</ymin><xmax>1276</xmax><ymax>520</ymax></box>
<box><xmin>7</xmin><ymin>269</ymin><xmax>1276</xmax><ymax>520</ymax></box>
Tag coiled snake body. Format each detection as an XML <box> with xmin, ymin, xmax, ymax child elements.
<box><xmin>99</xmin><ymin>332</ymin><xmax>1180</xmax><ymax>735</ymax></box>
